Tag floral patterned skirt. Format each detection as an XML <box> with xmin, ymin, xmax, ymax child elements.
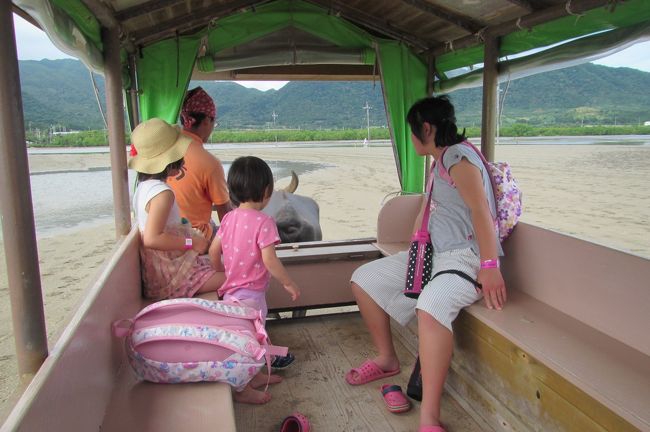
<box><xmin>139</xmin><ymin>229</ymin><xmax>216</xmax><ymax>300</ymax></box>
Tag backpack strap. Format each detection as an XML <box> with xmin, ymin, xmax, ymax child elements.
<box><xmin>436</xmin><ymin>141</ymin><xmax>488</xmax><ymax>185</ymax></box>
<box><xmin>135</xmin><ymin>298</ymin><xmax>261</xmax><ymax>322</ymax></box>
<box><xmin>436</xmin><ymin>141</ymin><xmax>499</xmax><ymax>225</ymax></box>
<box><xmin>112</xmin><ymin>319</ymin><xmax>134</xmax><ymax>337</ymax></box>
<box><xmin>132</xmin><ymin>324</ymin><xmax>274</xmax><ymax>360</ymax></box>
<box><xmin>459</xmin><ymin>141</ymin><xmax>499</xmax><ymax>208</ymax></box>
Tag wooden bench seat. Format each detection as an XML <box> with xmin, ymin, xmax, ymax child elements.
<box><xmin>102</xmin><ymin>365</ymin><xmax>235</xmax><ymax>432</ymax></box>
<box><xmin>375</xmin><ymin>194</ymin><xmax>650</xmax><ymax>432</ymax></box>
<box><xmin>1</xmin><ymin>228</ymin><xmax>237</xmax><ymax>432</ymax></box>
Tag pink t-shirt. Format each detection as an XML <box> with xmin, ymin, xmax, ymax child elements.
<box><xmin>217</xmin><ymin>208</ymin><xmax>281</xmax><ymax>297</ymax></box>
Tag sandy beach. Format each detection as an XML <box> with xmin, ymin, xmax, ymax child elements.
<box><xmin>1</xmin><ymin>142</ymin><xmax>649</xmax><ymax>415</ymax></box>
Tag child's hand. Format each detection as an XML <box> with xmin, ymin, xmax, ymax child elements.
<box><xmin>191</xmin><ymin>234</ymin><xmax>209</xmax><ymax>255</ymax></box>
<box><xmin>284</xmin><ymin>281</ymin><xmax>300</xmax><ymax>301</ymax></box>
<box><xmin>477</xmin><ymin>268</ymin><xmax>506</xmax><ymax>310</ymax></box>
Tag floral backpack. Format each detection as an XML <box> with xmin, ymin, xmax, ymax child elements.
<box><xmin>438</xmin><ymin>141</ymin><xmax>522</xmax><ymax>242</ymax></box>
<box><xmin>112</xmin><ymin>298</ymin><xmax>287</xmax><ymax>389</ymax></box>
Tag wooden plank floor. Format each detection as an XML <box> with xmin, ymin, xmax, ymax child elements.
<box><xmin>235</xmin><ymin>313</ymin><xmax>486</xmax><ymax>432</ymax></box>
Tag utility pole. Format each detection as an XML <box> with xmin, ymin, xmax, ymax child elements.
<box><xmin>363</xmin><ymin>101</ymin><xmax>371</xmax><ymax>141</ymax></box>
<box><xmin>272</xmin><ymin>111</ymin><xmax>278</xmax><ymax>144</ymax></box>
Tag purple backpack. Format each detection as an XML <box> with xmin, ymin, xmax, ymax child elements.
<box><xmin>438</xmin><ymin>141</ymin><xmax>522</xmax><ymax>242</ymax></box>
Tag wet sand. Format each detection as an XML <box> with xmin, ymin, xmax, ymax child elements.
<box><xmin>1</xmin><ymin>143</ymin><xmax>649</xmax><ymax>415</ymax></box>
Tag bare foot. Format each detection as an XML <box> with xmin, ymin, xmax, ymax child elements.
<box><xmin>250</xmin><ymin>372</ymin><xmax>283</xmax><ymax>389</ymax></box>
<box><xmin>233</xmin><ymin>384</ymin><xmax>271</xmax><ymax>404</ymax></box>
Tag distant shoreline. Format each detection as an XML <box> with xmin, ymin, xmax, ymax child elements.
<box><xmin>26</xmin><ymin>135</ymin><xmax>650</xmax><ymax>153</ymax></box>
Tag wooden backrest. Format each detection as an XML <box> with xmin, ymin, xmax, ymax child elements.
<box><xmin>376</xmin><ymin>194</ymin><xmax>424</xmax><ymax>244</ymax></box>
<box><xmin>2</xmin><ymin>229</ymin><xmax>144</xmax><ymax>431</ymax></box>
<box><xmin>267</xmin><ymin>242</ymin><xmax>382</xmax><ymax>310</ymax></box>
<box><xmin>502</xmin><ymin>223</ymin><xmax>650</xmax><ymax>356</ymax></box>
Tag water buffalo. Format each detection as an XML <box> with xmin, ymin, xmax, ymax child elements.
<box><xmin>263</xmin><ymin>171</ymin><xmax>322</xmax><ymax>243</ymax></box>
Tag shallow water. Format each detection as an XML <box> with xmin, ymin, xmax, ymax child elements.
<box><xmin>14</xmin><ymin>136</ymin><xmax>650</xmax><ymax>240</ymax></box>
<box><xmin>25</xmin><ymin>160</ymin><xmax>327</xmax><ymax>237</ymax></box>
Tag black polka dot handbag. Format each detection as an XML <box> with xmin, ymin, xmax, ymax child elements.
<box><xmin>403</xmin><ymin>167</ymin><xmax>435</xmax><ymax>299</ymax></box>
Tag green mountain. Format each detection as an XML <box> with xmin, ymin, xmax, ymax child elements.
<box><xmin>449</xmin><ymin>64</ymin><xmax>650</xmax><ymax>127</ymax></box>
<box><xmin>19</xmin><ymin>59</ymin><xmax>106</xmax><ymax>131</ymax></box>
<box><xmin>17</xmin><ymin>59</ymin><xmax>650</xmax><ymax>131</ymax></box>
<box><xmin>193</xmin><ymin>80</ymin><xmax>387</xmax><ymax>129</ymax></box>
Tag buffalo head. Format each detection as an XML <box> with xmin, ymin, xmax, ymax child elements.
<box><xmin>262</xmin><ymin>171</ymin><xmax>322</xmax><ymax>243</ymax></box>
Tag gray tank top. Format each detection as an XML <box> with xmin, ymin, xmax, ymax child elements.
<box><xmin>427</xmin><ymin>143</ymin><xmax>504</xmax><ymax>257</ymax></box>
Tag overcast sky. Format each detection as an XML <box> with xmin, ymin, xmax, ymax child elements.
<box><xmin>12</xmin><ymin>14</ymin><xmax>650</xmax><ymax>91</ymax></box>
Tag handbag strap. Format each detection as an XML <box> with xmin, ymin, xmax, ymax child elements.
<box><xmin>419</xmin><ymin>163</ymin><xmax>436</xmax><ymax>232</ymax></box>
<box><xmin>432</xmin><ymin>269</ymin><xmax>482</xmax><ymax>289</ymax></box>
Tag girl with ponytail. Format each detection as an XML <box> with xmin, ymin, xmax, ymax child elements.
<box><xmin>346</xmin><ymin>95</ymin><xmax>506</xmax><ymax>432</ymax></box>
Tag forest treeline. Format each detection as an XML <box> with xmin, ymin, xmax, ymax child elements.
<box><xmin>28</xmin><ymin>125</ymin><xmax>650</xmax><ymax>147</ymax></box>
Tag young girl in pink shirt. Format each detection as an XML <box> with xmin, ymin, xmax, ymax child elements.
<box><xmin>209</xmin><ymin>156</ymin><xmax>300</xmax><ymax>404</ymax></box>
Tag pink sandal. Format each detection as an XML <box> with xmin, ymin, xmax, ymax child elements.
<box><xmin>381</xmin><ymin>384</ymin><xmax>411</xmax><ymax>413</ymax></box>
<box><xmin>280</xmin><ymin>412</ymin><xmax>310</xmax><ymax>432</ymax></box>
<box><xmin>345</xmin><ymin>359</ymin><xmax>400</xmax><ymax>385</ymax></box>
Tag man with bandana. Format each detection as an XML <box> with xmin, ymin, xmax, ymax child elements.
<box><xmin>167</xmin><ymin>87</ymin><xmax>233</xmax><ymax>242</ymax></box>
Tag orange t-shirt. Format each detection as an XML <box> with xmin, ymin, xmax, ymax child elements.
<box><xmin>167</xmin><ymin>131</ymin><xmax>229</xmax><ymax>240</ymax></box>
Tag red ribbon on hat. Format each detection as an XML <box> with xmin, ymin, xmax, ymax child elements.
<box><xmin>129</xmin><ymin>144</ymin><xmax>138</xmax><ymax>156</ymax></box>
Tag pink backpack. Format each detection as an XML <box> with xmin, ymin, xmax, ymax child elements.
<box><xmin>112</xmin><ymin>298</ymin><xmax>287</xmax><ymax>389</ymax></box>
<box><xmin>438</xmin><ymin>141</ymin><xmax>522</xmax><ymax>242</ymax></box>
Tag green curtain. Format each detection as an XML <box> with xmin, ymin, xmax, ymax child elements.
<box><xmin>199</xmin><ymin>0</ymin><xmax>371</xmax><ymax>71</ymax></box>
<box><xmin>377</xmin><ymin>42</ymin><xmax>428</xmax><ymax>193</ymax></box>
<box><xmin>136</xmin><ymin>35</ymin><xmax>202</xmax><ymax>123</ymax></box>
<box><xmin>50</xmin><ymin>0</ymin><xmax>102</xmax><ymax>50</ymax></box>
<box><xmin>133</xmin><ymin>0</ymin><xmax>430</xmax><ymax>192</ymax></box>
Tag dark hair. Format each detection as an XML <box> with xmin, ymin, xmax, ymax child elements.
<box><xmin>228</xmin><ymin>156</ymin><xmax>274</xmax><ymax>206</ymax></box>
<box><xmin>136</xmin><ymin>158</ymin><xmax>184</xmax><ymax>183</ymax></box>
<box><xmin>406</xmin><ymin>95</ymin><xmax>466</xmax><ymax>148</ymax></box>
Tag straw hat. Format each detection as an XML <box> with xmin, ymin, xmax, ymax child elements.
<box><xmin>128</xmin><ymin>118</ymin><xmax>192</xmax><ymax>174</ymax></box>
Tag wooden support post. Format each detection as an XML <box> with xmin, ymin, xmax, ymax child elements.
<box><xmin>0</xmin><ymin>1</ymin><xmax>48</xmax><ymax>379</ymax></box>
<box><xmin>102</xmin><ymin>27</ymin><xmax>132</xmax><ymax>237</ymax></box>
<box><xmin>481</xmin><ymin>36</ymin><xmax>499</xmax><ymax>162</ymax></box>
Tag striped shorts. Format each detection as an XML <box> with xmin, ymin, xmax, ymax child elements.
<box><xmin>350</xmin><ymin>248</ymin><xmax>482</xmax><ymax>331</ymax></box>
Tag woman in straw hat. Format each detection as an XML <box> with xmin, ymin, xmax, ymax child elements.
<box><xmin>129</xmin><ymin>118</ymin><xmax>225</xmax><ymax>299</ymax></box>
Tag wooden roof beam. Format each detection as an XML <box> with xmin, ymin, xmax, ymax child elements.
<box><xmin>193</xmin><ymin>64</ymin><xmax>378</xmax><ymax>81</ymax></box>
<box><xmin>80</xmin><ymin>0</ymin><xmax>119</xmax><ymax>29</ymax></box>
<box><xmin>400</xmin><ymin>0</ymin><xmax>484</xmax><ymax>33</ymax></box>
<box><xmin>132</xmin><ymin>0</ymin><xmax>262</xmax><ymax>45</ymax></box>
<box><xmin>114</xmin><ymin>0</ymin><xmax>183</xmax><ymax>22</ymax></box>
<box><xmin>12</xmin><ymin>5</ymin><xmax>41</xmax><ymax>29</ymax></box>
<box><xmin>306</xmin><ymin>0</ymin><xmax>430</xmax><ymax>51</ymax></box>
<box><xmin>427</xmin><ymin>0</ymin><xmax>612</xmax><ymax>56</ymax></box>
